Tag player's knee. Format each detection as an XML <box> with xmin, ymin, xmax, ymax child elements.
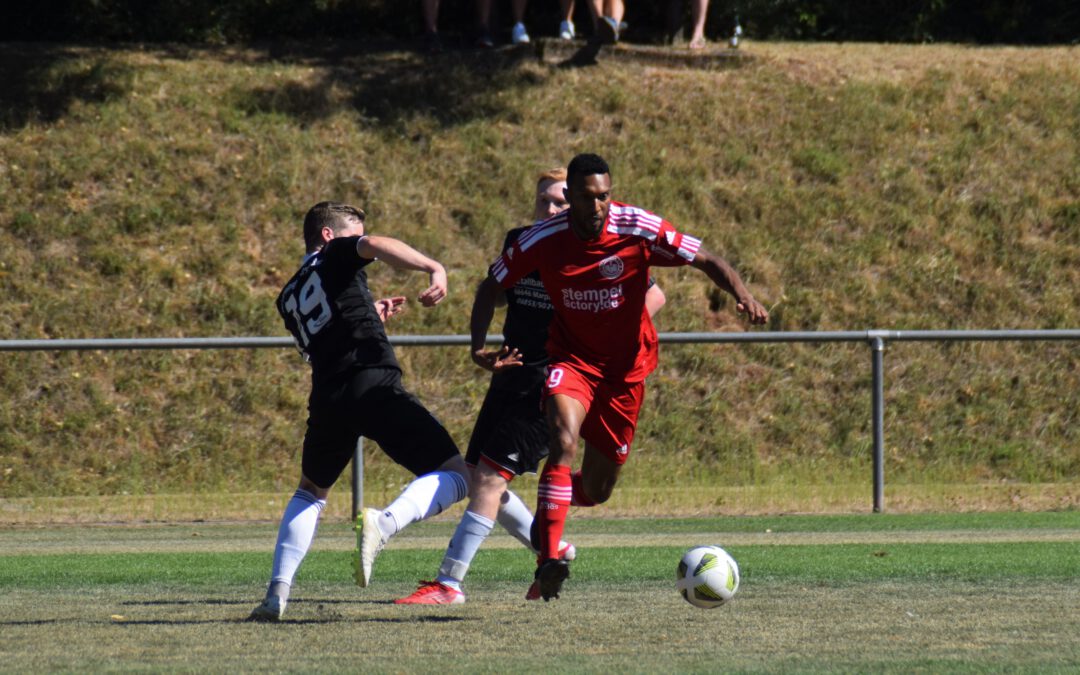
<box><xmin>474</xmin><ymin>469</ymin><xmax>508</xmax><ymax>496</ymax></box>
<box><xmin>552</xmin><ymin>429</ymin><xmax>578</xmax><ymax>457</ymax></box>
<box><xmin>298</xmin><ymin>474</ymin><xmax>332</xmax><ymax>500</ymax></box>
<box><xmin>440</xmin><ymin>455</ymin><xmax>472</xmax><ymax>491</ymax></box>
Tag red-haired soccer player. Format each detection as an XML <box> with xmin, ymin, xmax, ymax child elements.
<box><xmin>489</xmin><ymin>153</ymin><xmax>769</xmax><ymax>600</ymax></box>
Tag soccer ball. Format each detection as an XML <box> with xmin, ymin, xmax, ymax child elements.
<box><xmin>676</xmin><ymin>545</ymin><xmax>740</xmax><ymax>609</ymax></box>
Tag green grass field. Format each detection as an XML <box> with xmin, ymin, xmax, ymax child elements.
<box><xmin>2</xmin><ymin>512</ymin><xmax>1078</xmax><ymax>672</ymax></box>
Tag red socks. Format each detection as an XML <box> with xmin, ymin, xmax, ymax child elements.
<box><xmin>536</xmin><ymin>464</ymin><xmax>571</xmax><ymax>560</ymax></box>
<box><xmin>570</xmin><ymin>470</ymin><xmax>597</xmax><ymax>507</ymax></box>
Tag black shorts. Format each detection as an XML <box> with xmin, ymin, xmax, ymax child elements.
<box><xmin>302</xmin><ymin>367</ymin><xmax>459</xmax><ymax>489</ymax></box>
<box><xmin>465</xmin><ymin>384</ymin><xmax>550</xmax><ymax>479</ymax></box>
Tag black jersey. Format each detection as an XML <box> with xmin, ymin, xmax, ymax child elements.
<box><xmin>491</xmin><ymin>226</ymin><xmax>554</xmax><ymax>394</ymax></box>
<box><xmin>277</xmin><ymin>236</ymin><xmax>399</xmax><ymax>381</ymax></box>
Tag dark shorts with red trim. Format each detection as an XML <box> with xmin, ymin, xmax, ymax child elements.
<box><xmin>465</xmin><ymin>383</ymin><xmax>550</xmax><ymax>481</ymax></box>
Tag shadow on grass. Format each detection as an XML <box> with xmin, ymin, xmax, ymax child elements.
<box><xmin>120</xmin><ymin>598</ymin><xmax>252</xmax><ymax>606</ymax></box>
<box><xmin>116</xmin><ymin>617</ymin><xmax>466</xmax><ymax>622</ymax></box>
<box><xmin>108</xmin><ymin>615</ymin><xmax>471</xmax><ymax>625</ymax></box>
<box><xmin>0</xmin><ymin>38</ymin><xmax>740</xmax><ymax>133</ymax></box>
<box><xmin>117</xmin><ymin>597</ymin><xmax>476</xmax><ymax>623</ymax></box>
<box><xmin>0</xmin><ymin>40</ymin><xmax>553</xmax><ymax>133</ymax></box>
<box><xmin>0</xmin><ymin>610</ymin><xmax>471</xmax><ymax>626</ymax></box>
<box><xmin>120</xmin><ymin>597</ymin><xmax>373</xmax><ymax>607</ymax></box>
<box><xmin>226</xmin><ymin>42</ymin><xmax>546</xmax><ymax>130</ymax></box>
<box><xmin>0</xmin><ymin>44</ymin><xmax>133</xmax><ymax>131</ymax></box>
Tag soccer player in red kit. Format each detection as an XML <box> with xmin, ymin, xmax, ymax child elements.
<box><xmin>488</xmin><ymin>153</ymin><xmax>769</xmax><ymax>600</ymax></box>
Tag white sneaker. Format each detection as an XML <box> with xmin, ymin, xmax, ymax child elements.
<box><xmin>558</xmin><ymin>20</ymin><xmax>575</xmax><ymax>40</ymax></box>
<box><xmin>247</xmin><ymin>595</ymin><xmax>286</xmax><ymax>622</ymax></box>
<box><xmin>356</xmin><ymin>507</ymin><xmax>388</xmax><ymax>588</ymax></box>
<box><xmin>512</xmin><ymin>22</ymin><xmax>530</xmax><ymax>45</ymax></box>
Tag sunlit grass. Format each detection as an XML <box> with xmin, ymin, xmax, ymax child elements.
<box><xmin>1</xmin><ymin>43</ymin><xmax>1078</xmax><ymax>500</ymax></box>
<box><xmin>1</xmin><ymin>516</ymin><xmax>1077</xmax><ymax>672</ymax></box>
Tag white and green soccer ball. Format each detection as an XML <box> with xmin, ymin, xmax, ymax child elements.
<box><xmin>676</xmin><ymin>545</ymin><xmax>740</xmax><ymax>609</ymax></box>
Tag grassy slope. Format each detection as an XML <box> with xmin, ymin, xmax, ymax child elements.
<box><xmin>0</xmin><ymin>42</ymin><xmax>1078</xmax><ymax>500</ymax></box>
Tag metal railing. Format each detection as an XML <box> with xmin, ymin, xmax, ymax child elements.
<box><xmin>4</xmin><ymin>329</ymin><xmax>1079</xmax><ymax>515</ymax></box>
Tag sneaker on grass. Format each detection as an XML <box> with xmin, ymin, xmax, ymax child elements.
<box><xmin>355</xmin><ymin>507</ymin><xmax>387</xmax><ymax>587</ymax></box>
<box><xmin>512</xmin><ymin>22</ymin><xmax>531</xmax><ymax>44</ymax></box>
<box><xmin>247</xmin><ymin>595</ymin><xmax>286</xmax><ymax>622</ymax></box>
<box><xmin>396</xmin><ymin>580</ymin><xmax>465</xmax><ymax>605</ymax></box>
<box><xmin>526</xmin><ymin>541</ymin><xmax>576</xmax><ymax>600</ymax></box>
<box><xmin>534</xmin><ymin>558</ymin><xmax>571</xmax><ymax>601</ymax></box>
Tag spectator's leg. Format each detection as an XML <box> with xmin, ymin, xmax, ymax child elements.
<box><xmin>607</xmin><ymin>0</ymin><xmax>624</xmax><ymax>26</ymax></box>
<box><xmin>560</xmin><ymin>0</ymin><xmax>575</xmax><ymax>24</ymax></box>
<box><xmin>689</xmin><ymin>0</ymin><xmax>708</xmax><ymax>47</ymax></box>
<box><xmin>511</xmin><ymin>0</ymin><xmax>530</xmax><ymax>43</ymax></box>
<box><xmin>422</xmin><ymin>0</ymin><xmax>440</xmax><ymax>34</ymax></box>
<box><xmin>559</xmin><ymin>0</ymin><xmax>576</xmax><ymax>39</ymax></box>
<box><xmin>588</xmin><ymin>0</ymin><xmax>601</xmax><ymax>31</ymax></box>
<box><xmin>475</xmin><ymin>0</ymin><xmax>494</xmax><ymax>46</ymax></box>
<box><xmin>476</xmin><ymin>0</ymin><xmax>492</xmax><ymax>32</ymax></box>
<box><xmin>666</xmin><ymin>0</ymin><xmax>685</xmax><ymax>44</ymax></box>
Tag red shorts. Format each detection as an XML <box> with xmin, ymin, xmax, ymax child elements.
<box><xmin>542</xmin><ymin>362</ymin><xmax>645</xmax><ymax>465</ymax></box>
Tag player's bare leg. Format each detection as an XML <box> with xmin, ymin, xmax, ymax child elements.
<box><xmin>577</xmin><ymin>442</ymin><xmax>622</xmax><ymax>504</ymax></box>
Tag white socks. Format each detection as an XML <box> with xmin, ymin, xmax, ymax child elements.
<box><xmin>437</xmin><ymin>510</ymin><xmax>495</xmax><ymax>589</ymax></box>
<box><xmin>377</xmin><ymin>470</ymin><xmax>468</xmax><ymax>538</ymax></box>
<box><xmin>496</xmin><ymin>489</ymin><xmax>538</xmax><ymax>552</ymax></box>
<box><xmin>269</xmin><ymin>488</ymin><xmax>326</xmax><ymax>600</ymax></box>
<box><xmin>435</xmin><ymin>489</ymin><xmax>547</xmax><ymax>590</ymax></box>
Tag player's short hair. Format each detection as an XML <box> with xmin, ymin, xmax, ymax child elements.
<box><xmin>536</xmin><ymin>167</ymin><xmax>567</xmax><ymax>187</ymax></box>
<box><xmin>566</xmin><ymin>153</ymin><xmax>610</xmax><ymax>186</ymax></box>
<box><xmin>303</xmin><ymin>201</ymin><xmax>365</xmax><ymax>252</ymax></box>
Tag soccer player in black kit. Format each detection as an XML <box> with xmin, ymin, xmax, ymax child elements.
<box><xmin>396</xmin><ymin>169</ymin><xmax>666</xmax><ymax>604</ymax></box>
<box><xmin>249</xmin><ymin>202</ymin><xmax>470</xmax><ymax>622</ymax></box>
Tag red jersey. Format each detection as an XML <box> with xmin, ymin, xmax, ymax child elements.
<box><xmin>490</xmin><ymin>201</ymin><xmax>701</xmax><ymax>383</ymax></box>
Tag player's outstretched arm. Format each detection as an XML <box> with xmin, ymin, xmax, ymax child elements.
<box><xmin>357</xmin><ymin>235</ymin><xmax>448</xmax><ymax>307</ymax></box>
<box><xmin>470</xmin><ymin>275</ymin><xmax>522</xmax><ymax>373</ymax></box>
<box><xmin>690</xmin><ymin>248</ymin><xmax>769</xmax><ymax>325</ymax></box>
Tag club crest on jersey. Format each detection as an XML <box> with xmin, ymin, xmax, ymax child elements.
<box><xmin>599</xmin><ymin>255</ymin><xmax>624</xmax><ymax>279</ymax></box>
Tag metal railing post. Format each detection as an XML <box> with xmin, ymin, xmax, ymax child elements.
<box><xmin>868</xmin><ymin>333</ymin><xmax>887</xmax><ymax>513</ymax></box>
<box><xmin>352</xmin><ymin>437</ymin><xmax>364</xmax><ymax>522</ymax></box>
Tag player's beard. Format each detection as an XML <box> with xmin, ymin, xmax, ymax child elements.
<box><xmin>570</xmin><ymin>218</ymin><xmax>600</xmax><ymax>240</ymax></box>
